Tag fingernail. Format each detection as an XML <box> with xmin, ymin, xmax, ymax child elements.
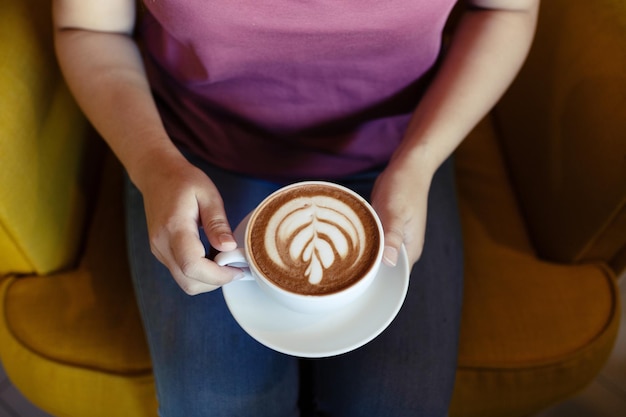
<box><xmin>383</xmin><ymin>246</ymin><xmax>398</xmax><ymax>267</ymax></box>
<box><xmin>233</xmin><ymin>271</ymin><xmax>247</xmax><ymax>281</ymax></box>
<box><xmin>219</xmin><ymin>233</ymin><xmax>237</xmax><ymax>250</ymax></box>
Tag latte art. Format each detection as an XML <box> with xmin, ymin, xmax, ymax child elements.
<box><xmin>265</xmin><ymin>196</ymin><xmax>366</xmax><ymax>285</ymax></box>
<box><xmin>248</xmin><ymin>183</ymin><xmax>381</xmax><ymax>296</ymax></box>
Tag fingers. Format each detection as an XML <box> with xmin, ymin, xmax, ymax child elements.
<box><xmin>371</xmin><ymin>172</ymin><xmax>428</xmax><ymax>268</ymax></box>
<box><xmin>376</xmin><ymin>212</ymin><xmax>425</xmax><ymax>268</ymax></box>
<box><xmin>151</xmin><ymin>221</ymin><xmax>243</xmax><ymax>295</ymax></box>
<box><xmin>139</xmin><ymin>158</ymin><xmax>243</xmax><ymax>295</ymax></box>
<box><xmin>201</xmin><ymin>213</ymin><xmax>238</xmax><ymax>252</ymax></box>
<box><xmin>196</xmin><ymin>187</ymin><xmax>238</xmax><ymax>253</ymax></box>
<box><xmin>148</xmin><ymin>182</ymin><xmax>241</xmax><ymax>295</ymax></box>
<box><xmin>381</xmin><ymin>226</ymin><xmax>403</xmax><ymax>267</ymax></box>
<box><xmin>169</xmin><ymin>224</ymin><xmax>242</xmax><ymax>292</ymax></box>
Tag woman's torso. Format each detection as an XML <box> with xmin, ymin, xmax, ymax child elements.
<box><xmin>140</xmin><ymin>0</ymin><xmax>458</xmax><ymax>180</ymax></box>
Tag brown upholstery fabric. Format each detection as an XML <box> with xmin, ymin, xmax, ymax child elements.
<box><xmin>494</xmin><ymin>0</ymin><xmax>626</xmax><ymax>266</ymax></box>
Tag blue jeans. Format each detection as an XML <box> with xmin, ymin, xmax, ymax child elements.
<box><xmin>125</xmin><ymin>154</ymin><xmax>464</xmax><ymax>417</ymax></box>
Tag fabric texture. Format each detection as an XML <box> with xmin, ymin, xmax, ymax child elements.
<box><xmin>494</xmin><ymin>0</ymin><xmax>626</xmax><ymax>267</ymax></box>
<box><xmin>1</xmin><ymin>156</ymin><xmax>157</xmax><ymax>417</ymax></box>
<box><xmin>141</xmin><ymin>0</ymin><xmax>457</xmax><ymax>180</ymax></box>
<box><xmin>0</xmin><ymin>0</ymin><xmax>90</xmax><ymax>275</ymax></box>
<box><xmin>450</xmin><ymin>116</ymin><xmax>621</xmax><ymax>417</ymax></box>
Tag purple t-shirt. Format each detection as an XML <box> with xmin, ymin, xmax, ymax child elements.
<box><xmin>141</xmin><ymin>0</ymin><xmax>458</xmax><ymax>181</ymax></box>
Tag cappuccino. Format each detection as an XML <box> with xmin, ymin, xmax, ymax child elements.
<box><xmin>247</xmin><ymin>183</ymin><xmax>381</xmax><ymax>296</ymax></box>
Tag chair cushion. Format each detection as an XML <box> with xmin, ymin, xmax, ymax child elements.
<box><xmin>450</xmin><ymin>117</ymin><xmax>621</xmax><ymax>417</ymax></box>
<box><xmin>0</xmin><ymin>156</ymin><xmax>157</xmax><ymax>417</ymax></box>
<box><xmin>0</xmin><ymin>0</ymin><xmax>91</xmax><ymax>275</ymax></box>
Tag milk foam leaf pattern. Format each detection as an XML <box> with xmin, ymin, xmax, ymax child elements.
<box><xmin>305</xmin><ymin>254</ymin><xmax>324</xmax><ymax>284</ymax></box>
<box><xmin>275</xmin><ymin>197</ymin><xmax>363</xmax><ymax>285</ymax></box>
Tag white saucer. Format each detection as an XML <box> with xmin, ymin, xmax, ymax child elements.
<box><xmin>222</xmin><ymin>216</ymin><xmax>410</xmax><ymax>358</ymax></box>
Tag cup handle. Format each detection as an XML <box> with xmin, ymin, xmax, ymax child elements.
<box><xmin>214</xmin><ymin>248</ymin><xmax>254</xmax><ymax>281</ymax></box>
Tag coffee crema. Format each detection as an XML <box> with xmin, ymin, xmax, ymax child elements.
<box><xmin>248</xmin><ymin>184</ymin><xmax>381</xmax><ymax>296</ymax></box>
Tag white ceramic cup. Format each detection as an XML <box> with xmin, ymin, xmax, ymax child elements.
<box><xmin>215</xmin><ymin>181</ymin><xmax>384</xmax><ymax>314</ymax></box>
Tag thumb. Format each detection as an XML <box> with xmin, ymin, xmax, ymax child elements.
<box><xmin>199</xmin><ymin>200</ymin><xmax>237</xmax><ymax>252</ymax></box>
<box><xmin>371</xmin><ymin>175</ymin><xmax>405</xmax><ymax>268</ymax></box>
<box><xmin>380</xmin><ymin>221</ymin><xmax>405</xmax><ymax>268</ymax></box>
<box><xmin>204</xmin><ymin>216</ymin><xmax>237</xmax><ymax>252</ymax></box>
<box><xmin>372</xmin><ymin>198</ymin><xmax>405</xmax><ymax>268</ymax></box>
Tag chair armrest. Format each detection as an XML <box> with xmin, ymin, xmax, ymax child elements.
<box><xmin>494</xmin><ymin>0</ymin><xmax>626</xmax><ymax>271</ymax></box>
<box><xmin>0</xmin><ymin>0</ymin><xmax>95</xmax><ymax>275</ymax></box>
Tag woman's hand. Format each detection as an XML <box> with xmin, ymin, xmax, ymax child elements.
<box><xmin>135</xmin><ymin>151</ymin><xmax>243</xmax><ymax>295</ymax></box>
<box><xmin>371</xmin><ymin>156</ymin><xmax>433</xmax><ymax>268</ymax></box>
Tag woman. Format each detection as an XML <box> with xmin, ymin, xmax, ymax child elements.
<box><xmin>53</xmin><ymin>0</ymin><xmax>539</xmax><ymax>415</ymax></box>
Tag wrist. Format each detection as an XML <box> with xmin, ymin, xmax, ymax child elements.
<box><xmin>388</xmin><ymin>142</ymin><xmax>441</xmax><ymax>186</ymax></box>
<box><xmin>124</xmin><ymin>141</ymin><xmax>189</xmax><ymax>193</ymax></box>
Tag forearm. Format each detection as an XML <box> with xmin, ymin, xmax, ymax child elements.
<box><xmin>392</xmin><ymin>2</ymin><xmax>539</xmax><ymax>178</ymax></box>
<box><xmin>53</xmin><ymin>27</ymin><xmax>184</xmax><ymax>190</ymax></box>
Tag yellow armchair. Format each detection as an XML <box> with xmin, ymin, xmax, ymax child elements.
<box><xmin>1</xmin><ymin>1</ymin><xmax>624</xmax><ymax>417</ymax></box>
<box><xmin>0</xmin><ymin>0</ymin><xmax>90</xmax><ymax>276</ymax></box>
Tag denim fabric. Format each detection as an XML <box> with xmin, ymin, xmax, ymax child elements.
<box><xmin>124</xmin><ymin>154</ymin><xmax>463</xmax><ymax>417</ymax></box>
